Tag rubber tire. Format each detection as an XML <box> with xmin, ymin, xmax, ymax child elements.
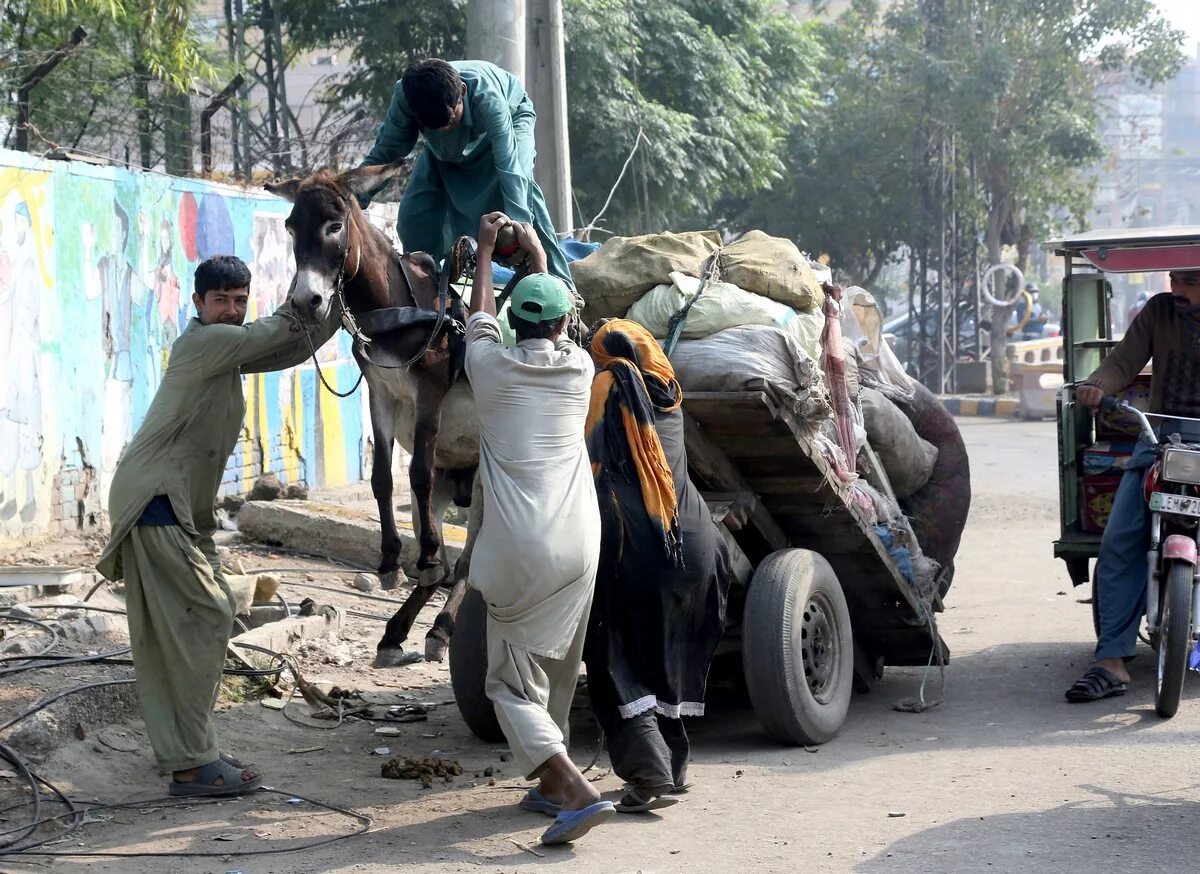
<box><xmin>742</xmin><ymin>549</ymin><xmax>854</xmax><ymax>745</ymax></box>
<box><xmin>1154</xmin><ymin>561</ymin><xmax>1193</xmax><ymax>719</ymax></box>
<box><xmin>449</xmin><ymin>586</ymin><xmax>505</xmax><ymax>742</ymax></box>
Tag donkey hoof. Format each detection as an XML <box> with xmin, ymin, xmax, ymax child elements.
<box><xmin>417</xmin><ymin>565</ymin><xmax>445</xmax><ymax>589</ymax></box>
<box><xmin>379</xmin><ymin>569</ymin><xmax>408</xmax><ymax>591</ymax></box>
<box><xmin>373</xmin><ymin>647</ymin><xmax>424</xmax><ymax>669</ymax></box>
<box><xmin>424</xmin><ymin>636</ymin><xmax>449</xmax><ymax>663</ymax></box>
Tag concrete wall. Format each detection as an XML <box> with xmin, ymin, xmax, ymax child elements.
<box><xmin>0</xmin><ymin>149</ymin><xmax>385</xmax><ymax>547</ymax></box>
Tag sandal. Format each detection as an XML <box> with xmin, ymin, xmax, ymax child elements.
<box><xmin>519</xmin><ymin>788</ymin><xmax>562</xmax><ymax>817</ymax></box>
<box><xmin>169</xmin><ymin>757</ymin><xmax>263</xmax><ymax>797</ymax></box>
<box><xmin>1065</xmin><ymin>666</ymin><xmax>1128</xmax><ymax>702</ymax></box>
<box><xmin>615</xmin><ymin>786</ymin><xmax>681</xmax><ymax>814</ymax></box>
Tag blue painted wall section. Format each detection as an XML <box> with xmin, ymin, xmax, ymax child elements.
<box><xmin>0</xmin><ymin>149</ymin><xmax>374</xmax><ymax>545</ymax></box>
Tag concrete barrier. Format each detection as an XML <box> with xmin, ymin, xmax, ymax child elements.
<box><xmin>235</xmin><ymin>500</ymin><xmax>466</xmax><ymax>574</ymax></box>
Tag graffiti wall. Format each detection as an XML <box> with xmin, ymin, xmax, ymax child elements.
<box><xmin>0</xmin><ymin>149</ymin><xmax>385</xmax><ymax>546</ymax></box>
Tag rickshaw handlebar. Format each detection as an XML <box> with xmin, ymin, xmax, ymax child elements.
<box><xmin>1098</xmin><ymin>396</ymin><xmax>1158</xmax><ymax>446</ymax></box>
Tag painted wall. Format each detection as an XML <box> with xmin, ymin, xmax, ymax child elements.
<box><xmin>0</xmin><ymin>149</ymin><xmax>387</xmax><ymax>546</ymax></box>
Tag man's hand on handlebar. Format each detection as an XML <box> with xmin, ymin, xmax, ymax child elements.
<box><xmin>1076</xmin><ymin>383</ymin><xmax>1104</xmax><ymax>410</ymax></box>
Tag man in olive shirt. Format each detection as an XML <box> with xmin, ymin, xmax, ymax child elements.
<box><xmin>1066</xmin><ymin>269</ymin><xmax>1200</xmax><ymax>702</ymax></box>
<box><xmin>96</xmin><ymin>256</ymin><xmax>340</xmax><ymax>794</ymax></box>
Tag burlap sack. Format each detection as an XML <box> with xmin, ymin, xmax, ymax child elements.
<box><xmin>570</xmin><ymin>230</ymin><xmax>722</xmax><ymax>321</ymax></box>
<box><xmin>720</xmin><ymin>230</ymin><xmax>822</xmax><ymax>311</ymax></box>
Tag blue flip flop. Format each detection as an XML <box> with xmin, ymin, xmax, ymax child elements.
<box><xmin>540</xmin><ymin>800</ymin><xmax>616</xmax><ymax>845</ymax></box>
<box><xmin>519</xmin><ymin>788</ymin><xmax>562</xmax><ymax>816</ymax></box>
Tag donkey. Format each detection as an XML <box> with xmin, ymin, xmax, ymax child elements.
<box><xmin>266</xmin><ymin>163</ymin><xmax>478</xmax><ymax>665</ymax></box>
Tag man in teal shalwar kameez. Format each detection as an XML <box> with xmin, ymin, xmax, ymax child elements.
<box><xmin>359</xmin><ymin>57</ymin><xmax>574</xmax><ymax>288</ymax></box>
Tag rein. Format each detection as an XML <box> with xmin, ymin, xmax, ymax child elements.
<box><xmin>305</xmin><ymin>218</ymin><xmax>473</xmax><ymax>398</ymax></box>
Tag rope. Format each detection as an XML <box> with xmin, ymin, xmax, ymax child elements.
<box><xmin>663</xmin><ymin>252</ymin><xmax>721</xmax><ymax>358</ymax></box>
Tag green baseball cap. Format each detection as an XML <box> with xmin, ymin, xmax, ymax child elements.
<box><xmin>509</xmin><ymin>273</ymin><xmax>573</xmax><ymax>323</ymax></box>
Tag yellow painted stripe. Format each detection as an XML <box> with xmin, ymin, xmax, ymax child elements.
<box><xmin>320</xmin><ymin>380</ymin><xmax>348</xmax><ymax>486</ymax></box>
<box><xmin>960</xmin><ymin>398</ymin><xmax>978</xmax><ymax>416</ymax></box>
<box><xmin>283</xmin><ymin>369</ymin><xmax>301</xmax><ymax>483</ymax></box>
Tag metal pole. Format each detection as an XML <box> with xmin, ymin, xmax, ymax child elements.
<box><xmin>467</xmin><ymin>0</ymin><xmax>527</xmax><ymax>77</ymax></box>
<box><xmin>526</xmin><ymin>0</ymin><xmax>573</xmax><ymax>234</ymax></box>
<box><xmin>202</xmin><ymin>74</ymin><xmax>246</xmax><ymax>177</ymax></box>
<box><xmin>16</xmin><ymin>25</ymin><xmax>87</xmax><ymax>152</ymax></box>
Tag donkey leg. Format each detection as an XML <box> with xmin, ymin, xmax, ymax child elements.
<box><xmin>375</xmin><ymin>588</ymin><xmax>438</xmax><ymax>668</ymax></box>
<box><xmin>368</xmin><ymin>392</ymin><xmax>404</xmax><ymax>590</ymax></box>
<box><xmin>410</xmin><ymin>379</ymin><xmax>449</xmax><ymax>588</ymax></box>
<box><xmin>375</xmin><ymin>471</ymin><xmax>455</xmax><ymax>667</ymax></box>
<box><xmin>425</xmin><ymin>471</ymin><xmax>483</xmax><ymax>663</ymax></box>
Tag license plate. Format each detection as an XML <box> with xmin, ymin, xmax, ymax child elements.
<box><xmin>1149</xmin><ymin>492</ymin><xmax>1200</xmax><ymax>517</ymax></box>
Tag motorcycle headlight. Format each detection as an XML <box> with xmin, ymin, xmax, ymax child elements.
<box><xmin>1161</xmin><ymin>447</ymin><xmax>1200</xmax><ymax>485</ymax></box>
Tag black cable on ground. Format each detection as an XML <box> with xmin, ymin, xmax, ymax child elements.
<box><xmin>0</xmin><ymin>742</ymin><xmax>43</xmax><ymax>850</ymax></box>
<box><xmin>0</xmin><ymin>614</ymin><xmax>60</xmax><ymax>663</ymax></box>
<box><xmin>0</xmin><ymin>787</ymin><xmax>371</xmax><ymax>858</ymax></box>
<box><xmin>0</xmin><ymin>648</ymin><xmax>134</xmax><ymax>679</ymax></box>
<box><xmin>0</xmin><ymin>680</ymin><xmax>140</xmax><ymax>734</ymax></box>
<box><xmin>15</xmin><ymin>603</ymin><xmax>129</xmax><ymax>616</ymax></box>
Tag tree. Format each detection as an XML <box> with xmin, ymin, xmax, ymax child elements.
<box><xmin>735</xmin><ymin>0</ymin><xmax>1185</xmax><ymax>391</ymax></box>
<box><xmin>275</xmin><ymin>0</ymin><xmax>823</xmax><ymax>232</ymax></box>
<box><xmin>730</xmin><ymin>0</ymin><xmax>919</xmax><ymax>286</ymax></box>
<box><xmin>565</xmin><ymin>0</ymin><xmax>824</xmax><ymax>235</ymax></box>
<box><xmin>0</xmin><ymin>1</ymin><xmax>221</xmax><ymax>169</ymax></box>
<box><xmin>275</xmin><ymin>0</ymin><xmax>466</xmax><ymax>167</ymax></box>
<box><xmin>900</xmin><ymin>0</ymin><xmax>1186</xmax><ymax>391</ymax></box>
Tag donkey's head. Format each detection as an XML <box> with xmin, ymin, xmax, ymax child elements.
<box><xmin>265</xmin><ymin>161</ymin><xmax>407</xmax><ymax>322</ymax></box>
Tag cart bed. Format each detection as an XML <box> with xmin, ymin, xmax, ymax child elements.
<box><xmin>682</xmin><ymin>389</ymin><xmax>948</xmax><ymax>667</ymax></box>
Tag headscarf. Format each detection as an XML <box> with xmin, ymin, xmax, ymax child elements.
<box><xmin>585</xmin><ymin>320</ymin><xmax>684</xmax><ymax>565</ymax></box>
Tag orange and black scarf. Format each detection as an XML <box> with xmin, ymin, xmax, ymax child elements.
<box><xmin>585</xmin><ymin>320</ymin><xmax>684</xmax><ymax>566</ymax></box>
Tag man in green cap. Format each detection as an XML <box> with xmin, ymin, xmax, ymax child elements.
<box><xmin>463</xmin><ymin>212</ymin><xmax>613</xmax><ymax>845</ymax></box>
<box><xmin>358</xmin><ymin>58</ymin><xmax>575</xmax><ymax>289</ymax></box>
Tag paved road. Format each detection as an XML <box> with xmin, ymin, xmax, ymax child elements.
<box><xmin>20</xmin><ymin>418</ymin><xmax>1200</xmax><ymax>874</ymax></box>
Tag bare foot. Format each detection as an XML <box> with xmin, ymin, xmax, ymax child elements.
<box><xmin>536</xmin><ymin>753</ymin><xmax>601</xmax><ymax>811</ymax></box>
<box><xmin>1096</xmin><ymin>657</ymin><xmax>1132</xmax><ymax>684</ymax></box>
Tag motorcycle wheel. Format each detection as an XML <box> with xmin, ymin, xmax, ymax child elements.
<box><xmin>1154</xmin><ymin>560</ymin><xmax>1194</xmax><ymax>718</ymax></box>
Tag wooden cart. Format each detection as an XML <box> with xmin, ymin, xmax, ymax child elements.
<box><xmin>450</xmin><ymin>388</ymin><xmax>948</xmax><ymax>746</ymax></box>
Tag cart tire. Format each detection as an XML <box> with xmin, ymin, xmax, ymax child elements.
<box><xmin>449</xmin><ymin>586</ymin><xmax>505</xmax><ymax>742</ymax></box>
<box><xmin>1154</xmin><ymin>561</ymin><xmax>1192</xmax><ymax>719</ymax></box>
<box><xmin>742</xmin><ymin>549</ymin><xmax>854</xmax><ymax>745</ymax></box>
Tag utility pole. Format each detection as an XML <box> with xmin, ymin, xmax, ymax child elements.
<box><xmin>526</xmin><ymin>0</ymin><xmax>573</xmax><ymax>234</ymax></box>
<box><xmin>467</xmin><ymin>0</ymin><xmax>526</xmax><ymax>77</ymax></box>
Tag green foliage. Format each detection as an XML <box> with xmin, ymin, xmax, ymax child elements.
<box><xmin>0</xmin><ymin>0</ymin><xmax>221</xmax><ymax>155</ymax></box>
<box><xmin>277</xmin><ymin>0</ymin><xmax>466</xmax><ymax>116</ymax></box>
<box><xmin>733</xmin><ymin>0</ymin><xmax>1186</xmax><ymax>286</ymax></box>
<box><xmin>565</xmin><ymin>0</ymin><xmax>824</xmax><ymax>234</ymax></box>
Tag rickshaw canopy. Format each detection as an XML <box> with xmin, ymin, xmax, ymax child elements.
<box><xmin>1042</xmin><ymin>226</ymin><xmax>1200</xmax><ymax>273</ymax></box>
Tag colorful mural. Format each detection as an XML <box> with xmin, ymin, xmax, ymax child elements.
<box><xmin>0</xmin><ymin>149</ymin><xmax>381</xmax><ymax>545</ymax></box>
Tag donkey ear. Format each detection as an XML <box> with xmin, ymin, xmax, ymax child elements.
<box><xmin>339</xmin><ymin>159</ymin><xmax>410</xmax><ymax>200</ymax></box>
<box><xmin>265</xmin><ymin>178</ymin><xmax>303</xmax><ymax>202</ymax></box>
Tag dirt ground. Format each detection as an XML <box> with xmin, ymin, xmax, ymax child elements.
<box><xmin>3</xmin><ymin>417</ymin><xmax>1200</xmax><ymax>874</ymax></box>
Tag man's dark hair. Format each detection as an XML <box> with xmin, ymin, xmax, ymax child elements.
<box><xmin>507</xmin><ymin>310</ymin><xmax>563</xmax><ymax>342</ymax></box>
<box><xmin>194</xmin><ymin>255</ymin><xmax>251</xmax><ymax>298</ymax></box>
<box><xmin>402</xmin><ymin>59</ymin><xmax>462</xmax><ymax>129</ymax></box>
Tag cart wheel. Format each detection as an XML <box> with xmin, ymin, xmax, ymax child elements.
<box><xmin>449</xmin><ymin>586</ymin><xmax>505</xmax><ymax>742</ymax></box>
<box><xmin>742</xmin><ymin>549</ymin><xmax>854</xmax><ymax>745</ymax></box>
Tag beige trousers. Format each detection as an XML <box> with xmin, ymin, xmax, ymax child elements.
<box><xmin>484</xmin><ymin>605</ymin><xmax>589</xmax><ymax>779</ymax></box>
<box><xmin>121</xmin><ymin>525</ymin><xmax>234</xmax><ymax>773</ymax></box>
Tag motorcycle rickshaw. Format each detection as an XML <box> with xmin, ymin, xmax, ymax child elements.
<box><xmin>1042</xmin><ymin>226</ymin><xmax>1200</xmax><ymax>715</ymax></box>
